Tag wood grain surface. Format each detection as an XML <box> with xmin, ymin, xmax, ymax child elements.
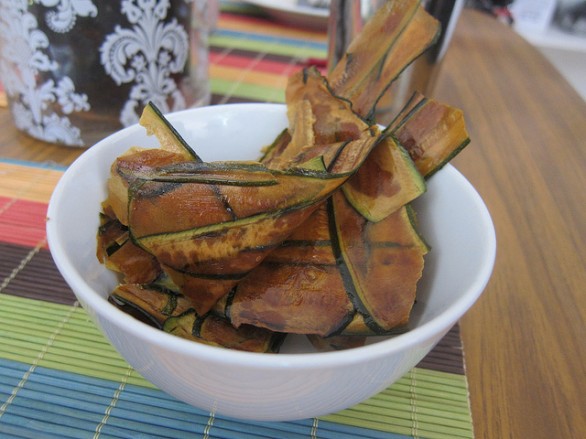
<box><xmin>0</xmin><ymin>8</ymin><xmax>584</xmax><ymax>439</ymax></box>
<box><xmin>434</xmin><ymin>10</ymin><xmax>586</xmax><ymax>439</ymax></box>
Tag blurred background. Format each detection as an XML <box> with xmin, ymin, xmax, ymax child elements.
<box><xmin>467</xmin><ymin>0</ymin><xmax>586</xmax><ymax>100</ymax></box>
<box><xmin>1</xmin><ymin>0</ymin><xmax>585</xmax><ymax>108</ymax></box>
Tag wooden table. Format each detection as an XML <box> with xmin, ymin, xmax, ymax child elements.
<box><xmin>1</xmin><ymin>8</ymin><xmax>584</xmax><ymax>438</ymax></box>
<box><xmin>435</xmin><ymin>9</ymin><xmax>586</xmax><ymax>439</ymax></box>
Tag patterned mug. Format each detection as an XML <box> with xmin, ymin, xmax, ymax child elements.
<box><xmin>0</xmin><ymin>0</ymin><xmax>213</xmax><ymax>147</ymax></box>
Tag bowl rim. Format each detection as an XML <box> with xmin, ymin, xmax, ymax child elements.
<box><xmin>46</xmin><ymin>103</ymin><xmax>496</xmax><ymax>369</ymax></box>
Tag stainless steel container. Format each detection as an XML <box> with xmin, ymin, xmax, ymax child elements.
<box><xmin>327</xmin><ymin>0</ymin><xmax>465</xmax><ymax>123</ymax></box>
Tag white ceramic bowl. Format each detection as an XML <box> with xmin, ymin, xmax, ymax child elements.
<box><xmin>46</xmin><ymin>103</ymin><xmax>496</xmax><ymax>421</ymax></box>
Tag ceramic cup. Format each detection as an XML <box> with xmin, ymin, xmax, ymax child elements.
<box><xmin>0</xmin><ymin>0</ymin><xmax>214</xmax><ymax>147</ymax></box>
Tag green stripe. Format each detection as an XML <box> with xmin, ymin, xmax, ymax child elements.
<box><xmin>210</xmin><ymin>34</ymin><xmax>327</xmax><ymax>59</ymax></box>
<box><xmin>0</xmin><ymin>294</ymin><xmax>473</xmax><ymax>437</ymax></box>
<box><xmin>320</xmin><ymin>368</ymin><xmax>474</xmax><ymax>438</ymax></box>
<box><xmin>0</xmin><ymin>293</ymin><xmax>155</xmax><ymax>389</ymax></box>
<box><xmin>211</xmin><ymin>77</ymin><xmax>285</xmax><ymax>102</ymax></box>
<box><xmin>220</xmin><ymin>3</ymin><xmax>260</xmax><ymax>15</ymax></box>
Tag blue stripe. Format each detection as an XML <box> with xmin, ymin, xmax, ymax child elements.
<box><xmin>0</xmin><ymin>358</ymin><xmax>414</xmax><ymax>438</ymax></box>
<box><xmin>0</xmin><ymin>412</ymin><xmax>91</xmax><ymax>439</ymax></box>
<box><xmin>0</xmin><ymin>420</ymin><xmax>68</xmax><ymax>439</ymax></box>
<box><xmin>317</xmin><ymin>419</ymin><xmax>412</xmax><ymax>439</ymax></box>
<box><xmin>0</xmin><ymin>158</ymin><xmax>68</xmax><ymax>171</ymax></box>
<box><xmin>212</xmin><ymin>28</ymin><xmax>327</xmax><ymax>51</ymax></box>
<box><xmin>212</xmin><ymin>417</ymin><xmax>314</xmax><ymax>438</ymax></box>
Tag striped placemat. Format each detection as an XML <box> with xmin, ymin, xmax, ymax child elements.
<box><xmin>0</xmin><ymin>171</ymin><xmax>475</xmax><ymax>439</ymax></box>
<box><xmin>209</xmin><ymin>7</ymin><xmax>329</xmax><ymax>105</ymax></box>
<box><xmin>0</xmin><ymin>5</ymin><xmax>474</xmax><ymax>438</ymax></box>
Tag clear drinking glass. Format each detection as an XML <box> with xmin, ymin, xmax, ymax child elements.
<box><xmin>0</xmin><ymin>0</ymin><xmax>214</xmax><ymax>147</ymax></box>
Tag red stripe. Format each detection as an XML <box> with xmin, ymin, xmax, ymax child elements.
<box><xmin>210</xmin><ymin>51</ymin><xmax>328</xmax><ymax>78</ymax></box>
<box><xmin>210</xmin><ymin>51</ymin><xmax>299</xmax><ymax>74</ymax></box>
<box><xmin>220</xmin><ymin>12</ymin><xmax>326</xmax><ymax>37</ymax></box>
<box><xmin>0</xmin><ymin>197</ymin><xmax>48</xmax><ymax>248</ymax></box>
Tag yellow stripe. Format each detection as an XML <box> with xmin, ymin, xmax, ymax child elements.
<box><xmin>210</xmin><ymin>64</ymin><xmax>289</xmax><ymax>90</ymax></box>
<box><xmin>217</xmin><ymin>15</ymin><xmax>327</xmax><ymax>43</ymax></box>
<box><xmin>0</xmin><ymin>163</ymin><xmax>63</xmax><ymax>203</ymax></box>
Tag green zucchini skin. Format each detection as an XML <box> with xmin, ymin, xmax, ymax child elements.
<box><xmin>388</xmin><ymin>92</ymin><xmax>470</xmax><ymax>179</ymax></box>
<box><xmin>163</xmin><ymin>309</ymin><xmax>285</xmax><ymax>353</ymax></box>
<box><xmin>140</xmin><ymin>102</ymin><xmax>201</xmax><ymax>161</ymax></box>
<box><xmin>227</xmin><ymin>194</ymin><xmax>427</xmax><ymax>337</ymax></box>
<box><xmin>109</xmin><ymin>284</ymin><xmax>283</xmax><ymax>353</ymax></box>
<box><xmin>341</xmin><ymin>135</ymin><xmax>426</xmax><ymax>222</ymax></box>
<box><xmin>109</xmin><ymin>283</ymin><xmax>188</xmax><ymax>328</ymax></box>
<box><xmin>342</xmin><ymin>93</ymin><xmax>470</xmax><ymax>222</ymax></box>
<box><xmin>259</xmin><ymin>128</ymin><xmax>291</xmax><ymax>165</ymax></box>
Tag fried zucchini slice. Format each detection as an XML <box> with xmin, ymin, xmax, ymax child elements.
<box><xmin>127</xmin><ymin>133</ymin><xmax>378</xmax><ymax>315</ymax></box>
<box><xmin>110</xmin><ymin>284</ymin><xmax>283</xmax><ymax>353</ymax></box>
<box><xmin>139</xmin><ymin>101</ymin><xmax>201</xmax><ymax>161</ymax></box>
<box><xmin>389</xmin><ymin>92</ymin><xmax>470</xmax><ymax>178</ymax></box>
<box><xmin>164</xmin><ymin>309</ymin><xmax>284</xmax><ymax>353</ymax></box>
<box><xmin>328</xmin><ymin>0</ymin><xmax>440</xmax><ymax>122</ymax></box>
<box><xmin>227</xmin><ymin>199</ymin><xmax>428</xmax><ymax>336</ymax></box>
<box><xmin>97</xmin><ymin>215</ymin><xmax>161</xmax><ymax>284</ymax></box>
<box><xmin>110</xmin><ymin>283</ymin><xmax>191</xmax><ymax>326</ymax></box>
<box><xmin>342</xmin><ymin>135</ymin><xmax>425</xmax><ymax>222</ymax></box>
<box><xmin>103</xmin><ymin>148</ymin><xmax>188</xmax><ymax>226</ymax></box>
